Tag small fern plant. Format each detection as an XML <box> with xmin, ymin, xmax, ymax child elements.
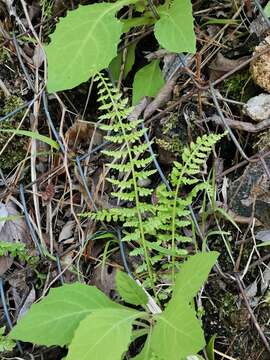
<box><xmin>87</xmin><ymin>73</ymin><xmax>224</xmax><ymax>289</ymax></box>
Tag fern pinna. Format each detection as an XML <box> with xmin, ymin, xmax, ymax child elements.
<box><xmin>87</xmin><ymin>73</ymin><xmax>223</xmax><ymax>290</ymax></box>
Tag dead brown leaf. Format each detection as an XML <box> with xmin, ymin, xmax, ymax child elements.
<box><xmin>208</xmin><ymin>52</ymin><xmax>250</xmax><ymax>81</ymax></box>
<box><xmin>90</xmin><ymin>264</ymin><xmax>117</xmax><ymax>298</ymax></box>
<box><xmin>65</xmin><ymin>119</ymin><xmax>103</xmax><ymax>150</ymax></box>
<box><xmin>58</xmin><ymin>220</ymin><xmax>76</xmax><ymax>243</ymax></box>
<box><xmin>40</xmin><ymin>183</ymin><xmax>55</xmax><ymax>205</ymax></box>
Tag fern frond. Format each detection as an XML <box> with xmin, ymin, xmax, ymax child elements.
<box><xmin>92</xmin><ymin>73</ymin><xmax>156</xmax><ymax>288</ymax></box>
<box><xmin>86</xmin><ymin>207</ymin><xmax>138</xmax><ymax>222</ymax></box>
<box><xmin>122</xmin><ymin>230</ymin><xmax>141</xmax><ymax>242</ymax></box>
<box><xmin>107</xmin><ymin>163</ymin><xmax>134</xmax><ymax>172</ymax></box>
<box><xmin>137</xmin><ymin>188</ymin><xmax>153</xmax><ymax>196</ymax></box>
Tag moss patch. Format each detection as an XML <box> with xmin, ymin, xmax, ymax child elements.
<box><xmin>0</xmin><ymin>95</ymin><xmax>27</xmax><ymax>171</ymax></box>
<box><xmin>221</xmin><ymin>71</ymin><xmax>256</xmax><ymax>102</ymax></box>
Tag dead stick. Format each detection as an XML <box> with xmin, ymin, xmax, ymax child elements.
<box><xmin>208</xmin><ymin>114</ymin><xmax>270</xmax><ymax>133</ymax></box>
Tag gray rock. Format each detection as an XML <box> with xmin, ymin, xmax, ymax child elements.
<box><xmin>228</xmin><ymin>156</ymin><xmax>270</xmax><ymax>224</ymax></box>
<box><xmin>244</xmin><ymin>93</ymin><xmax>270</xmax><ymax>122</ymax></box>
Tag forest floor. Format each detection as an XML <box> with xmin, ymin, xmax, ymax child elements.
<box><xmin>2</xmin><ymin>0</ymin><xmax>270</xmax><ymax>359</ymax></box>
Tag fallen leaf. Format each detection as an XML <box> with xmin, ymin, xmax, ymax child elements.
<box><xmin>245</xmin><ymin>280</ymin><xmax>257</xmax><ymax>299</ymax></box>
<box><xmin>208</xmin><ymin>52</ymin><xmax>250</xmax><ymax>81</ymax></box>
<box><xmin>261</xmin><ymin>264</ymin><xmax>270</xmax><ymax>293</ymax></box>
<box><xmin>91</xmin><ymin>264</ymin><xmax>117</xmax><ymax>298</ymax></box>
<box><xmin>255</xmin><ymin>229</ymin><xmax>270</xmax><ymax>242</ymax></box>
<box><xmin>0</xmin><ymin>201</ymin><xmax>32</xmax><ymax>276</ymax></box>
<box><xmin>250</xmin><ymin>14</ymin><xmax>269</xmax><ymax>37</ymax></box>
<box><xmin>65</xmin><ymin>120</ymin><xmax>103</xmax><ymax>150</ymax></box>
<box><xmin>33</xmin><ymin>44</ymin><xmax>45</xmax><ymax>68</ymax></box>
<box><xmin>251</xmin><ymin>36</ymin><xmax>270</xmax><ymax>93</ymax></box>
<box><xmin>18</xmin><ymin>287</ymin><xmax>36</xmax><ymax>320</ymax></box>
<box><xmin>59</xmin><ymin>220</ymin><xmax>76</xmax><ymax>243</ymax></box>
<box><xmin>40</xmin><ymin>183</ymin><xmax>55</xmax><ymax>204</ymax></box>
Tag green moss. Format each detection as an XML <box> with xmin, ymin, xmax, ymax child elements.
<box><xmin>222</xmin><ymin>71</ymin><xmax>256</xmax><ymax>102</ymax></box>
<box><xmin>253</xmin><ymin>130</ymin><xmax>270</xmax><ymax>152</ymax></box>
<box><xmin>2</xmin><ymin>95</ymin><xmax>24</xmax><ymax>119</ymax></box>
<box><xmin>156</xmin><ymin>136</ymin><xmax>184</xmax><ymax>153</ymax></box>
<box><xmin>0</xmin><ymin>132</ymin><xmax>26</xmax><ymax>170</ymax></box>
<box><xmin>156</xmin><ymin>115</ymin><xmax>187</xmax><ymax>154</ymax></box>
<box><xmin>0</xmin><ymin>93</ymin><xmax>27</xmax><ymax>170</ymax></box>
<box><xmin>0</xmin><ymin>36</ymin><xmax>9</xmax><ymax>63</ymax></box>
<box><xmin>218</xmin><ymin>292</ymin><xmax>238</xmax><ymax>324</ymax></box>
<box><xmin>162</xmin><ymin>115</ymin><xmax>178</xmax><ymax>134</ymax></box>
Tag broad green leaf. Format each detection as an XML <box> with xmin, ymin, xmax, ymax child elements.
<box><xmin>0</xmin><ymin>129</ymin><xmax>59</xmax><ymax>150</ymax></box>
<box><xmin>116</xmin><ymin>271</ymin><xmax>148</xmax><ymax>306</ymax></box>
<box><xmin>150</xmin><ymin>300</ymin><xmax>204</xmax><ymax>360</ymax></box>
<box><xmin>132</xmin><ymin>60</ymin><xmax>165</xmax><ymax>105</ymax></box>
<box><xmin>265</xmin><ymin>1</ymin><xmax>270</xmax><ymax>17</ymax></box>
<box><xmin>46</xmin><ymin>1</ymin><xmax>129</xmax><ymax>93</ymax></box>
<box><xmin>173</xmin><ymin>251</ymin><xmax>219</xmax><ymax>302</ymax></box>
<box><xmin>66</xmin><ymin>308</ymin><xmax>140</xmax><ymax>360</ymax></box>
<box><xmin>109</xmin><ymin>41</ymin><xmax>137</xmax><ymax>81</ymax></box>
<box><xmin>154</xmin><ymin>0</ymin><xmax>196</xmax><ymax>53</ymax></box>
<box><xmin>149</xmin><ymin>252</ymin><xmax>219</xmax><ymax>360</ymax></box>
<box><xmin>9</xmin><ymin>283</ymin><xmax>120</xmax><ymax>346</ymax></box>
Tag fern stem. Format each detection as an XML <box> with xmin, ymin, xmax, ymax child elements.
<box><xmin>97</xmin><ymin>73</ymin><xmax>155</xmax><ymax>293</ymax></box>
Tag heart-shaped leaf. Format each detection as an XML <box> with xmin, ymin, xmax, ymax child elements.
<box><xmin>10</xmin><ymin>283</ymin><xmax>120</xmax><ymax>346</ymax></box>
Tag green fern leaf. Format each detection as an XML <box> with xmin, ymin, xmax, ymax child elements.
<box><xmin>111</xmin><ymin>191</ymin><xmax>136</xmax><ymax>201</ymax></box>
<box><xmin>102</xmin><ymin>149</ymin><xmax>129</xmax><ymax>159</ymax></box>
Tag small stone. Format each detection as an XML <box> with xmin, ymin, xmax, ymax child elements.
<box><xmin>137</xmin><ymin>178</ymin><xmax>151</xmax><ymax>187</ymax></box>
<box><xmin>243</xmin><ymin>93</ymin><xmax>270</xmax><ymax>121</ymax></box>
